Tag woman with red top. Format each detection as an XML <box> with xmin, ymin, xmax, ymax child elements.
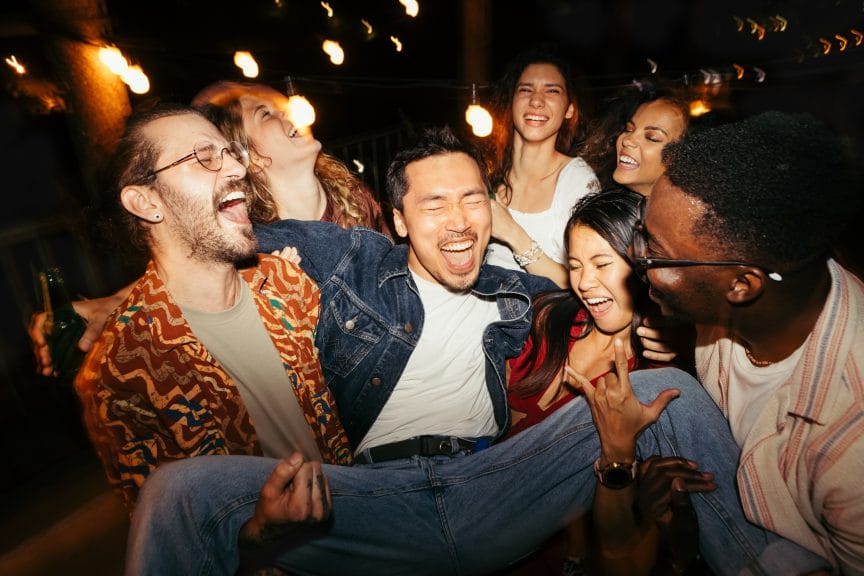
<box><xmin>504</xmin><ymin>188</ymin><xmax>699</xmax><ymax>576</ymax></box>
<box><xmin>507</xmin><ymin>188</ymin><xmax>669</xmax><ymax>437</ymax></box>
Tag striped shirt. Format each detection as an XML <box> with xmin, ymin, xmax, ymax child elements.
<box><xmin>696</xmin><ymin>259</ymin><xmax>864</xmax><ymax>573</ymax></box>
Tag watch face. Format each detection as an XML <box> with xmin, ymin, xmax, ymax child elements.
<box><xmin>600</xmin><ymin>462</ymin><xmax>636</xmax><ymax>489</ymax></box>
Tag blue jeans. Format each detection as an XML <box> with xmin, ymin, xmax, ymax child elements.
<box><xmin>126</xmin><ymin>368</ymin><xmax>829</xmax><ymax>576</ymax></box>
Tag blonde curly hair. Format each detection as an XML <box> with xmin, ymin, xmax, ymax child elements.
<box><xmin>192</xmin><ymin>81</ymin><xmax>372</xmax><ymax>228</ymax></box>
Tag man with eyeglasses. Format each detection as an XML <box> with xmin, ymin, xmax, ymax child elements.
<box><xmin>74</xmin><ymin>103</ymin><xmax>352</xmax><ymax>512</ymax></box>
<box><xmin>633</xmin><ymin>111</ymin><xmax>864</xmax><ymax>574</ymax></box>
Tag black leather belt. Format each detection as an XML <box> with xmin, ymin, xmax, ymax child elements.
<box><xmin>355</xmin><ymin>435</ymin><xmax>491</xmax><ymax>464</ymax></box>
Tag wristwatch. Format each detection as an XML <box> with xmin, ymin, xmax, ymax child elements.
<box><xmin>594</xmin><ymin>458</ymin><xmax>638</xmax><ymax>489</ymax></box>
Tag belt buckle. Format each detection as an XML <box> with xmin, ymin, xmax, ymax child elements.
<box><xmin>438</xmin><ymin>438</ymin><xmax>453</xmax><ymax>455</ymax></box>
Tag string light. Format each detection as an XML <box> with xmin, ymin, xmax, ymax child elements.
<box><xmin>835</xmin><ymin>34</ymin><xmax>848</xmax><ymax>51</ymax></box>
<box><xmin>121</xmin><ymin>65</ymin><xmax>150</xmax><ymax>94</ymax></box>
<box><xmin>399</xmin><ymin>0</ymin><xmax>419</xmax><ymax>17</ymax></box>
<box><xmin>736</xmin><ymin>14</ymin><xmax>787</xmax><ymax>40</ymax></box>
<box><xmin>352</xmin><ymin>159</ymin><xmax>365</xmax><ymax>173</ymax></box>
<box><xmin>770</xmin><ymin>15</ymin><xmax>787</xmax><ymax>32</ymax></box>
<box><xmin>322</xmin><ymin>40</ymin><xmax>344</xmax><ymax>65</ymax></box>
<box><xmin>98</xmin><ymin>45</ymin><xmax>128</xmax><ymax>75</ymax></box>
<box><xmin>465</xmin><ymin>83</ymin><xmax>492</xmax><ymax>137</ymax></box>
<box><xmin>98</xmin><ymin>45</ymin><xmax>149</xmax><ymax>94</ymax></box>
<box><xmin>4</xmin><ymin>55</ymin><xmax>25</xmax><ymax>74</ymax></box>
<box><xmin>233</xmin><ymin>51</ymin><xmax>259</xmax><ymax>78</ymax></box>
<box><xmin>284</xmin><ymin>76</ymin><xmax>316</xmax><ymax>129</ymax></box>
<box><xmin>8</xmin><ymin>10</ymin><xmax>860</xmax><ymax>133</ymax></box>
<box><xmin>689</xmin><ymin>100</ymin><xmax>711</xmax><ymax>117</ymax></box>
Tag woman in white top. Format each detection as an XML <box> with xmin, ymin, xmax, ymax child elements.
<box><xmin>486</xmin><ymin>46</ymin><xmax>600</xmax><ymax>288</ymax></box>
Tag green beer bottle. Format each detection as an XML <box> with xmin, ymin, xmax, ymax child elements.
<box><xmin>39</xmin><ymin>267</ymin><xmax>88</xmax><ymax>383</ymax></box>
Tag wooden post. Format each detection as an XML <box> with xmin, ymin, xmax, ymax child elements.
<box><xmin>28</xmin><ymin>0</ymin><xmax>131</xmax><ymax>203</ymax></box>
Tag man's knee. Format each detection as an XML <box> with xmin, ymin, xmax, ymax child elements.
<box><xmin>136</xmin><ymin>456</ymin><xmax>214</xmax><ymax>513</ymax></box>
<box><xmin>630</xmin><ymin>367</ymin><xmax>702</xmax><ymax>400</ymax></box>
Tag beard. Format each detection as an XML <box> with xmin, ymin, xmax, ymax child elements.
<box><xmin>155</xmin><ymin>179</ymin><xmax>257</xmax><ymax>264</ymax></box>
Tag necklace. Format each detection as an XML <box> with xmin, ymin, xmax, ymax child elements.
<box><xmin>743</xmin><ymin>344</ymin><xmax>774</xmax><ymax>367</ymax></box>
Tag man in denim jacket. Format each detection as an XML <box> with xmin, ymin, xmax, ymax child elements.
<box><xmin>126</xmin><ymin>126</ymin><xmax>830</xmax><ymax>576</ymax></box>
<box><xmin>254</xmin><ymin>172</ymin><xmax>553</xmax><ymax>451</ymax></box>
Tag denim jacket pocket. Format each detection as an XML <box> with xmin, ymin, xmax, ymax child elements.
<box><xmin>317</xmin><ymin>292</ymin><xmax>387</xmax><ymax>378</ymax></box>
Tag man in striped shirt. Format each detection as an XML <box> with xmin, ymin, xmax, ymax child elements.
<box><xmin>636</xmin><ymin>110</ymin><xmax>864</xmax><ymax>574</ymax></box>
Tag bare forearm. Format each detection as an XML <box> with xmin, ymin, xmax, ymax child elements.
<box><xmin>594</xmin><ymin>484</ymin><xmax>656</xmax><ymax>576</ymax></box>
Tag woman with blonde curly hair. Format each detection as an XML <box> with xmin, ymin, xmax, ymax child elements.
<box><xmin>192</xmin><ymin>81</ymin><xmax>390</xmax><ymax>234</ymax></box>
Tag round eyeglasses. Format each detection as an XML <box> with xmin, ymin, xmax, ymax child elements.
<box><xmin>149</xmin><ymin>141</ymin><xmax>250</xmax><ymax>177</ymax></box>
<box><xmin>631</xmin><ymin>198</ymin><xmax>783</xmax><ymax>282</ymax></box>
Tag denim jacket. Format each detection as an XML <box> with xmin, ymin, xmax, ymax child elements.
<box><xmin>255</xmin><ymin>220</ymin><xmax>556</xmax><ymax>447</ymax></box>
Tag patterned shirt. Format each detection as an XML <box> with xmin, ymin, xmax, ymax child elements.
<box><xmin>696</xmin><ymin>259</ymin><xmax>864</xmax><ymax>573</ymax></box>
<box><xmin>75</xmin><ymin>255</ymin><xmax>352</xmax><ymax>512</ymax></box>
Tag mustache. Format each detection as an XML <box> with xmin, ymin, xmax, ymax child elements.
<box><xmin>437</xmin><ymin>231</ymin><xmax>477</xmax><ymax>248</ymax></box>
<box><xmin>215</xmin><ymin>177</ymin><xmax>251</xmax><ymax>204</ymax></box>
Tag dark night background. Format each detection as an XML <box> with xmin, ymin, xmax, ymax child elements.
<box><xmin>2</xmin><ymin>0</ymin><xmax>863</xmax><ymax>223</ymax></box>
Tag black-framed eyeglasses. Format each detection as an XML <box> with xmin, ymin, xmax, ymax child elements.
<box><xmin>631</xmin><ymin>198</ymin><xmax>783</xmax><ymax>282</ymax></box>
<box><xmin>149</xmin><ymin>141</ymin><xmax>250</xmax><ymax>177</ymax></box>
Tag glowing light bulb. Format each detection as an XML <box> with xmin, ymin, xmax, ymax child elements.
<box><xmin>321</xmin><ymin>2</ymin><xmax>333</xmax><ymax>17</ymax></box>
<box><xmin>4</xmin><ymin>55</ymin><xmax>25</xmax><ymax>74</ymax></box>
<box><xmin>465</xmin><ymin>104</ymin><xmax>493</xmax><ymax>137</ymax></box>
<box><xmin>99</xmin><ymin>46</ymin><xmax>128</xmax><ymax>75</ymax></box>
<box><xmin>122</xmin><ymin>65</ymin><xmax>150</xmax><ymax>94</ymax></box>
<box><xmin>773</xmin><ymin>15</ymin><xmax>787</xmax><ymax>32</ymax></box>
<box><xmin>689</xmin><ymin>100</ymin><xmax>711</xmax><ymax>117</ymax></box>
<box><xmin>399</xmin><ymin>0</ymin><xmax>419</xmax><ymax>17</ymax></box>
<box><xmin>322</xmin><ymin>40</ymin><xmax>344</xmax><ymax>65</ymax></box>
<box><xmin>352</xmin><ymin>159</ymin><xmax>365</xmax><ymax>173</ymax></box>
<box><xmin>390</xmin><ymin>36</ymin><xmax>403</xmax><ymax>52</ymax></box>
<box><xmin>233</xmin><ymin>51</ymin><xmax>259</xmax><ymax>78</ymax></box>
<box><xmin>835</xmin><ymin>34</ymin><xmax>848</xmax><ymax>51</ymax></box>
<box><xmin>286</xmin><ymin>95</ymin><xmax>315</xmax><ymax>128</ymax></box>
<box><xmin>361</xmin><ymin>19</ymin><xmax>373</xmax><ymax>35</ymax></box>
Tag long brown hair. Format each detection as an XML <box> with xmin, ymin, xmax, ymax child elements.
<box><xmin>489</xmin><ymin>45</ymin><xmax>583</xmax><ymax>204</ymax></box>
<box><xmin>513</xmin><ymin>188</ymin><xmax>652</xmax><ymax>397</ymax></box>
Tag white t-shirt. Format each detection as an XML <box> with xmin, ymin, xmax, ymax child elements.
<box><xmin>356</xmin><ymin>272</ymin><xmax>501</xmax><ymax>453</ymax></box>
<box><xmin>485</xmin><ymin>156</ymin><xmax>599</xmax><ymax>270</ymax></box>
<box><xmin>727</xmin><ymin>338</ymin><xmax>807</xmax><ymax>447</ymax></box>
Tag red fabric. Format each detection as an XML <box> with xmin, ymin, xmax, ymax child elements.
<box><xmin>506</xmin><ymin>308</ymin><xmax>655</xmax><ymax>438</ymax></box>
